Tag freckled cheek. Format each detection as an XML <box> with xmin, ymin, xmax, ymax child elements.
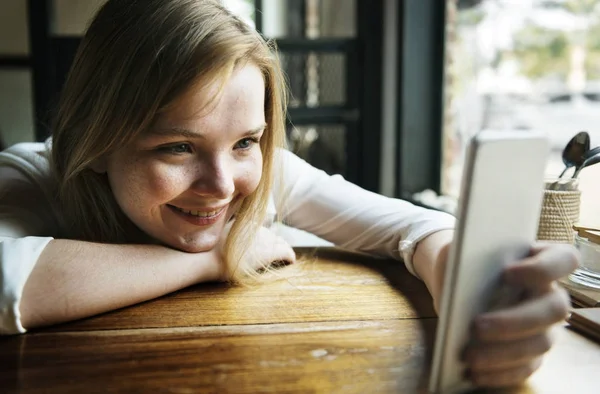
<box><xmin>143</xmin><ymin>168</ymin><xmax>190</xmax><ymax>203</ymax></box>
<box><xmin>116</xmin><ymin>161</ymin><xmax>187</xmax><ymax>207</ymax></box>
<box><xmin>236</xmin><ymin>154</ymin><xmax>263</xmax><ymax>197</ymax></box>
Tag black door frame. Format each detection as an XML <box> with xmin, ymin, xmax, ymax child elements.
<box><xmin>396</xmin><ymin>0</ymin><xmax>447</xmax><ymax>197</ymax></box>
<box><xmin>254</xmin><ymin>0</ymin><xmax>384</xmax><ymax>192</ymax></box>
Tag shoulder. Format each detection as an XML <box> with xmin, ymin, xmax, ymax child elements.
<box><xmin>0</xmin><ymin>139</ymin><xmax>52</xmax><ymax>183</ymax></box>
<box><xmin>0</xmin><ymin>140</ymin><xmax>60</xmax><ymax>235</ymax></box>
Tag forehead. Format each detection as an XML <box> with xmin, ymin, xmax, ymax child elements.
<box><xmin>158</xmin><ymin>64</ymin><xmax>266</xmax><ymax>128</ymax></box>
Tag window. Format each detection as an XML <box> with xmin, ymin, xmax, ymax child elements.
<box><xmin>441</xmin><ymin>0</ymin><xmax>600</xmax><ymax>220</ymax></box>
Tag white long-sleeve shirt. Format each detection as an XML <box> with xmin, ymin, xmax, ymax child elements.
<box><xmin>0</xmin><ymin>141</ymin><xmax>455</xmax><ymax>334</ymax></box>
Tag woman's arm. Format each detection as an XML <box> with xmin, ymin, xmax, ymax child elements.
<box><xmin>19</xmin><ymin>239</ymin><xmax>221</xmax><ymax>330</ymax></box>
<box><xmin>273</xmin><ymin>150</ymin><xmax>456</xmax><ymax>274</ymax></box>
<box><xmin>411</xmin><ymin>229</ymin><xmax>454</xmax><ymax>312</ymax></box>
<box><xmin>14</xmin><ymin>226</ymin><xmax>295</xmax><ymax>332</ymax></box>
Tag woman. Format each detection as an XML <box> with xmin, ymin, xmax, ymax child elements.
<box><xmin>0</xmin><ymin>0</ymin><xmax>578</xmax><ymax>389</ymax></box>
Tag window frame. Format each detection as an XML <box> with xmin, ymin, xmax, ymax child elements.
<box><xmin>395</xmin><ymin>0</ymin><xmax>448</xmax><ymax>198</ymax></box>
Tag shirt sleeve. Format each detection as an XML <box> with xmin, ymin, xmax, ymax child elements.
<box><xmin>0</xmin><ymin>150</ymin><xmax>55</xmax><ymax>335</ymax></box>
<box><xmin>0</xmin><ymin>236</ymin><xmax>52</xmax><ymax>334</ymax></box>
<box><xmin>272</xmin><ymin>149</ymin><xmax>456</xmax><ymax>276</ymax></box>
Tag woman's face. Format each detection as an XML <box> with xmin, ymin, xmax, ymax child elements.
<box><xmin>103</xmin><ymin>64</ymin><xmax>266</xmax><ymax>252</ymax></box>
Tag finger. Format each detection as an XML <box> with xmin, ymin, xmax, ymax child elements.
<box><xmin>504</xmin><ymin>244</ymin><xmax>579</xmax><ymax>290</ymax></box>
<box><xmin>280</xmin><ymin>242</ymin><xmax>296</xmax><ymax>264</ymax></box>
<box><xmin>464</xmin><ymin>333</ymin><xmax>552</xmax><ymax>372</ymax></box>
<box><xmin>468</xmin><ymin>357</ymin><xmax>543</xmax><ymax>388</ymax></box>
<box><xmin>474</xmin><ymin>285</ymin><xmax>570</xmax><ymax>341</ymax></box>
<box><xmin>275</xmin><ymin>236</ymin><xmax>296</xmax><ymax>263</ymax></box>
<box><xmin>263</xmin><ymin>238</ymin><xmax>295</xmax><ymax>269</ymax></box>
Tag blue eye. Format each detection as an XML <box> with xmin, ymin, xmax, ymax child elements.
<box><xmin>235</xmin><ymin>137</ymin><xmax>259</xmax><ymax>150</ymax></box>
<box><xmin>160</xmin><ymin>143</ymin><xmax>193</xmax><ymax>154</ymax></box>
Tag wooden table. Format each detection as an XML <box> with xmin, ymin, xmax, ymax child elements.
<box><xmin>1</xmin><ymin>248</ymin><xmax>599</xmax><ymax>393</ymax></box>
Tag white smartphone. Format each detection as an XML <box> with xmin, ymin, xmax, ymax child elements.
<box><xmin>428</xmin><ymin>130</ymin><xmax>550</xmax><ymax>394</ymax></box>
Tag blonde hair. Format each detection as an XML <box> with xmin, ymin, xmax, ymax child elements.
<box><xmin>50</xmin><ymin>0</ymin><xmax>288</xmax><ymax>281</ymax></box>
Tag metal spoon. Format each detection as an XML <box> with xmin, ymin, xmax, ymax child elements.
<box><xmin>583</xmin><ymin>145</ymin><xmax>600</xmax><ymax>160</ymax></box>
<box><xmin>559</xmin><ymin>131</ymin><xmax>590</xmax><ymax>178</ymax></box>
<box><xmin>573</xmin><ymin>152</ymin><xmax>600</xmax><ymax>178</ymax></box>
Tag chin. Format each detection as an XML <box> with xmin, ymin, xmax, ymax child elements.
<box><xmin>167</xmin><ymin>236</ymin><xmax>220</xmax><ymax>254</ymax></box>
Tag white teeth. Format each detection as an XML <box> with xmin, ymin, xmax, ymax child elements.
<box><xmin>173</xmin><ymin>206</ymin><xmax>220</xmax><ymax>217</ymax></box>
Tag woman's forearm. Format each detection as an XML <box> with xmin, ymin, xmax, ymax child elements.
<box><xmin>412</xmin><ymin>230</ymin><xmax>454</xmax><ymax>313</ymax></box>
<box><xmin>19</xmin><ymin>239</ymin><xmax>221</xmax><ymax>329</ymax></box>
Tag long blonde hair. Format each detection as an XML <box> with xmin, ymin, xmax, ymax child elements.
<box><xmin>51</xmin><ymin>0</ymin><xmax>287</xmax><ymax>281</ymax></box>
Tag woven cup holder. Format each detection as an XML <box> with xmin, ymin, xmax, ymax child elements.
<box><xmin>537</xmin><ymin>188</ymin><xmax>581</xmax><ymax>243</ymax></box>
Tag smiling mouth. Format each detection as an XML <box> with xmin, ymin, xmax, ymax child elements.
<box><xmin>167</xmin><ymin>205</ymin><xmax>226</xmax><ymax>218</ymax></box>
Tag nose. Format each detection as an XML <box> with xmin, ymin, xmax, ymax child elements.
<box><xmin>190</xmin><ymin>154</ymin><xmax>236</xmax><ymax>200</ymax></box>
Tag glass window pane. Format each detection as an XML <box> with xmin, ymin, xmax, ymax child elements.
<box><xmin>443</xmin><ymin>0</ymin><xmax>600</xmax><ymax>220</ymax></box>
<box><xmin>52</xmin><ymin>0</ymin><xmax>107</xmax><ymax>36</ymax></box>
<box><xmin>260</xmin><ymin>0</ymin><xmax>356</xmax><ymax>39</ymax></box>
<box><xmin>281</xmin><ymin>52</ymin><xmax>346</xmax><ymax>107</ymax></box>
<box><xmin>0</xmin><ymin>70</ymin><xmax>35</xmax><ymax>146</ymax></box>
<box><xmin>287</xmin><ymin>124</ymin><xmax>346</xmax><ymax>176</ymax></box>
<box><xmin>0</xmin><ymin>0</ymin><xmax>29</xmax><ymax>55</ymax></box>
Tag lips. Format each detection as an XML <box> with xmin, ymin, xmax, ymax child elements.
<box><xmin>166</xmin><ymin>204</ymin><xmax>228</xmax><ymax>226</ymax></box>
<box><xmin>169</xmin><ymin>205</ymin><xmax>224</xmax><ymax>218</ymax></box>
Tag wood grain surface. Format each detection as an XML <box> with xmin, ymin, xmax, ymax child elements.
<box><xmin>0</xmin><ymin>320</ymin><xmax>436</xmax><ymax>394</ymax></box>
<box><xmin>38</xmin><ymin>248</ymin><xmax>436</xmax><ymax>332</ymax></box>
<box><xmin>1</xmin><ymin>247</ymin><xmax>599</xmax><ymax>394</ymax></box>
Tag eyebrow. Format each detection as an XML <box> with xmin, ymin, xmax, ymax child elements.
<box><xmin>149</xmin><ymin>124</ymin><xmax>267</xmax><ymax>139</ymax></box>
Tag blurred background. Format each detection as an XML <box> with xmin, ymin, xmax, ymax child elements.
<box><xmin>446</xmin><ymin>1</ymin><xmax>600</xmax><ymax>190</ymax></box>
<box><xmin>0</xmin><ymin>0</ymin><xmax>598</xmax><ymax>222</ymax></box>
<box><xmin>444</xmin><ymin>0</ymin><xmax>600</xmax><ymax>222</ymax></box>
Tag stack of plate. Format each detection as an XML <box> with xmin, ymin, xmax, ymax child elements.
<box><xmin>570</xmin><ymin>226</ymin><xmax>600</xmax><ymax>289</ymax></box>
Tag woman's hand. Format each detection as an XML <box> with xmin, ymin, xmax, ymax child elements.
<box><xmin>215</xmin><ymin>222</ymin><xmax>296</xmax><ymax>281</ymax></box>
<box><xmin>461</xmin><ymin>243</ymin><xmax>579</xmax><ymax>388</ymax></box>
